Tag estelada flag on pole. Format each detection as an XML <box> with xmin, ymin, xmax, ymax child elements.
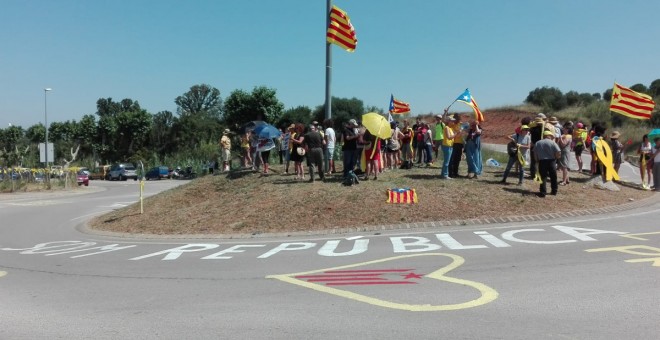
<box><xmin>456</xmin><ymin>89</ymin><xmax>485</xmax><ymax>123</ymax></box>
<box><xmin>609</xmin><ymin>83</ymin><xmax>656</xmax><ymax>120</ymax></box>
<box><xmin>327</xmin><ymin>5</ymin><xmax>357</xmax><ymax>52</ymax></box>
<box><xmin>389</xmin><ymin>94</ymin><xmax>411</xmax><ymax>114</ymax></box>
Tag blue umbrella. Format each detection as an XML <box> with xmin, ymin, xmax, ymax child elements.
<box><xmin>649</xmin><ymin>128</ymin><xmax>660</xmax><ymax>146</ymax></box>
<box><xmin>240</xmin><ymin>120</ymin><xmax>266</xmax><ymax>134</ymax></box>
<box><xmin>252</xmin><ymin>124</ymin><xmax>281</xmax><ymax>139</ymax></box>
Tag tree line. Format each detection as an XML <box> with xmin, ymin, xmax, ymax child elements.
<box><xmin>1</xmin><ymin>80</ymin><xmax>658</xmax><ymax>170</ymax></box>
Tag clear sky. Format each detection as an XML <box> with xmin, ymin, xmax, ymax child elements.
<box><xmin>1</xmin><ymin>0</ymin><xmax>658</xmax><ymax>129</ymax></box>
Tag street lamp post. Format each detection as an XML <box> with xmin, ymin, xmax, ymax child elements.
<box><xmin>44</xmin><ymin>88</ymin><xmax>52</xmax><ymax>169</ymax></box>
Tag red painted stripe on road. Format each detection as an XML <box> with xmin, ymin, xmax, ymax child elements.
<box><xmin>326</xmin><ymin>281</ymin><xmax>417</xmax><ymax>286</ymax></box>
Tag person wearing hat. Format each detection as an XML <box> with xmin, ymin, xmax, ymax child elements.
<box><xmin>501</xmin><ymin>125</ymin><xmax>531</xmax><ymax>185</ymax></box>
<box><xmin>440</xmin><ymin>115</ymin><xmax>457</xmax><ymax>179</ymax></box>
<box><xmin>220</xmin><ymin>129</ymin><xmax>232</xmax><ymax>172</ymax></box>
<box><xmin>609</xmin><ymin>131</ymin><xmax>625</xmax><ymax>173</ymax></box>
<box><xmin>548</xmin><ymin>117</ymin><xmax>561</xmax><ymax>139</ymax></box>
<box><xmin>557</xmin><ymin>124</ymin><xmax>573</xmax><ymax>185</ymax></box>
<box><xmin>533</xmin><ymin>130</ymin><xmax>561</xmax><ymax>197</ymax></box>
<box><xmin>528</xmin><ymin>113</ymin><xmax>547</xmax><ymax>179</ymax></box>
<box><xmin>572</xmin><ymin>122</ymin><xmax>588</xmax><ymax>173</ymax></box>
<box><xmin>341</xmin><ymin>119</ymin><xmax>360</xmax><ymax>179</ymax></box>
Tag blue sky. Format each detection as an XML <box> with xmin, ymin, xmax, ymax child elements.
<box><xmin>1</xmin><ymin>0</ymin><xmax>658</xmax><ymax>128</ymax></box>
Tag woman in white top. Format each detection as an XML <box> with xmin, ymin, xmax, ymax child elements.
<box><xmin>638</xmin><ymin>134</ymin><xmax>653</xmax><ymax>189</ymax></box>
<box><xmin>323</xmin><ymin>119</ymin><xmax>336</xmax><ymax>175</ymax></box>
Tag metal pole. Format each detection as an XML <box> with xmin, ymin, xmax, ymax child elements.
<box><xmin>324</xmin><ymin>0</ymin><xmax>332</xmax><ymax>120</ymax></box>
<box><xmin>44</xmin><ymin>88</ymin><xmax>51</xmax><ymax>170</ymax></box>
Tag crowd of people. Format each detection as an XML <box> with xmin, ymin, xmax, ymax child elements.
<box><xmin>220</xmin><ymin>113</ymin><xmax>660</xmax><ymax>194</ymax></box>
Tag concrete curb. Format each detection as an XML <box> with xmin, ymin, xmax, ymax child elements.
<box><xmin>80</xmin><ymin>191</ymin><xmax>660</xmax><ymax>240</ymax></box>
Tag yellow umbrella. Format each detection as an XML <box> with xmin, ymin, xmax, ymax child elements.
<box><xmin>361</xmin><ymin>112</ymin><xmax>392</xmax><ymax>139</ymax></box>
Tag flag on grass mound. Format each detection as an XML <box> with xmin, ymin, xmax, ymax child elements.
<box><xmin>386</xmin><ymin>188</ymin><xmax>418</xmax><ymax>204</ymax></box>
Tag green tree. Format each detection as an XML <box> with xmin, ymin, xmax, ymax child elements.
<box><xmin>603</xmin><ymin>88</ymin><xmax>613</xmax><ymax>101</ymax></box>
<box><xmin>223</xmin><ymin>86</ymin><xmax>284</xmax><ymax>129</ymax></box>
<box><xmin>630</xmin><ymin>83</ymin><xmax>649</xmax><ymax>95</ymax></box>
<box><xmin>565</xmin><ymin>91</ymin><xmax>580</xmax><ymax>106</ymax></box>
<box><xmin>312</xmin><ymin>97</ymin><xmax>365</xmax><ymax>131</ymax></box>
<box><xmin>649</xmin><ymin>79</ymin><xmax>660</xmax><ymax>97</ymax></box>
<box><xmin>150</xmin><ymin>110</ymin><xmax>176</xmax><ymax>156</ymax></box>
<box><xmin>175</xmin><ymin>84</ymin><xmax>222</xmax><ymax>118</ymax></box>
<box><xmin>277</xmin><ymin>106</ymin><xmax>313</xmax><ymax>129</ymax></box>
<box><xmin>525</xmin><ymin>86</ymin><xmax>566</xmax><ymax>111</ymax></box>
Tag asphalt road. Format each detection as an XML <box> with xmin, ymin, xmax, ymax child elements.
<box><xmin>1</xmin><ymin>177</ymin><xmax>659</xmax><ymax>339</ymax></box>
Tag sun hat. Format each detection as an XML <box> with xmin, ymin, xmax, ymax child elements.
<box><xmin>611</xmin><ymin>131</ymin><xmax>621</xmax><ymax>139</ymax></box>
<box><xmin>548</xmin><ymin>117</ymin><xmax>559</xmax><ymax>124</ymax></box>
<box><xmin>348</xmin><ymin>119</ymin><xmax>358</xmax><ymax>126</ymax></box>
<box><xmin>521</xmin><ymin>125</ymin><xmax>530</xmax><ymax>130</ymax></box>
<box><xmin>223</xmin><ymin>128</ymin><xmax>231</xmax><ymax>134</ymax></box>
<box><xmin>435</xmin><ymin>114</ymin><xmax>442</xmax><ymax>119</ymax></box>
<box><xmin>536</xmin><ymin>113</ymin><xmax>547</xmax><ymax>119</ymax></box>
<box><xmin>543</xmin><ymin>130</ymin><xmax>554</xmax><ymax>137</ymax></box>
<box><xmin>533</xmin><ymin>117</ymin><xmax>545</xmax><ymax>124</ymax></box>
<box><xmin>576</xmin><ymin>122</ymin><xmax>584</xmax><ymax>128</ymax></box>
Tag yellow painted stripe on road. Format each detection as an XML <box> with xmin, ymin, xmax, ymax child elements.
<box><xmin>267</xmin><ymin>253</ymin><xmax>498</xmax><ymax>312</ymax></box>
<box><xmin>620</xmin><ymin>231</ymin><xmax>660</xmax><ymax>241</ymax></box>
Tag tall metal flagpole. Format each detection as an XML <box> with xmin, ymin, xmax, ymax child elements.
<box><xmin>324</xmin><ymin>0</ymin><xmax>332</xmax><ymax>120</ymax></box>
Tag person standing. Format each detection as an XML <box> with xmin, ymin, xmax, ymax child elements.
<box><xmin>573</xmin><ymin>122</ymin><xmax>587</xmax><ymax>173</ymax></box>
<box><xmin>638</xmin><ymin>134</ymin><xmax>653</xmax><ymax>189</ymax></box>
<box><xmin>534</xmin><ymin>130</ymin><xmax>561</xmax><ymax>197</ymax></box>
<box><xmin>423</xmin><ymin>123</ymin><xmax>434</xmax><ymax>166</ymax></box>
<box><xmin>449</xmin><ymin>116</ymin><xmax>464</xmax><ymax>178</ymax></box>
<box><xmin>341</xmin><ymin>119</ymin><xmax>360</xmax><ymax>179</ymax></box>
<box><xmin>501</xmin><ymin>125</ymin><xmax>531</xmax><ymax>185</ymax></box>
<box><xmin>464</xmin><ymin>121</ymin><xmax>482</xmax><ymax>179</ymax></box>
<box><xmin>652</xmin><ymin>138</ymin><xmax>660</xmax><ymax>191</ymax></box>
<box><xmin>361</xmin><ymin>130</ymin><xmax>381</xmax><ymax>180</ymax></box>
<box><xmin>440</xmin><ymin>115</ymin><xmax>457</xmax><ymax>179</ymax></box>
<box><xmin>400</xmin><ymin>119</ymin><xmax>414</xmax><ymax>166</ymax></box>
<box><xmin>609</xmin><ymin>131</ymin><xmax>624</xmax><ymax>174</ymax></box>
<box><xmin>283</xmin><ymin>125</ymin><xmax>293</xmax><ymax>173</ymax></box>
<box><xmin>323</xmin><ymin>119</ymin><xmax>336</xmax><ymax>175</ymax></box>
<box><xmin>256</xmin><ymin>135</ymin><xmax>275</xmax><ymax>175</ymax></box>
<box><xmin>302</xmin><ymin>124</ymin><xmax>325</xmax><ymax>182</ymax></box>
<box><xmin>240</xmin><ymin>132</ymin><xmax>252</xmax><ymax>168</ymax></box>
<box><xmin>433</xmin><ymin>115</ymin><xmax>445</xmax><ymax>161</ymax></box>
<box><xmin>290</xmin><ymin>124</ymin><xmax>306</xmax><ymax>180</ymax></box>
<box><xmin>219</xmin><ymin>129</ymin><xmax>232</xmax><ymax>172</ymax></box>
<box><xmin>528</xmin><ymin>113</ymin><xmax>547</xmax><ymax>179</ymax></box>
<box><xmin>557</xmin><ymin>125</ymin><xmax>573</xmax><ymax>185</ymax></box>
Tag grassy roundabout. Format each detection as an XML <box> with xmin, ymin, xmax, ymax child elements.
<box><xmin>89</xmin><ymin>151</ymin><xmax>654</xmax><ymax>236</ymax></box>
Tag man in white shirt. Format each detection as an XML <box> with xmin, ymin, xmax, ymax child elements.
<box><xmin>324</xmin><ymin>119</ymin><xmax>336</xmax><ymax>175</ymax></box>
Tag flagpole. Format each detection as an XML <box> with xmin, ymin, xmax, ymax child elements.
<box><xmin>324</xmin><ymin>0</ymin><xmax>332</xmax><ymax>120</ymax></box>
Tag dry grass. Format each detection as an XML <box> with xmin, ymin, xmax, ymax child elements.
<box><xmin>88</xmin><ymin>161</ymin><xmax>653</xmax><ymax>236</ymax></box>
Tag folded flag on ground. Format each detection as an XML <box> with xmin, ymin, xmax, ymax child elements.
<box><xmin>386</xmin><ymin>188</ymin><xmax>418</xmax><ymax>204</ymax></box>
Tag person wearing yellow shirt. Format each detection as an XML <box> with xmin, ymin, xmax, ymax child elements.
<box><xmin>440</xmin><ymin>114</ymin><xmax>457</xmax><ymax>179</ymax></box>
<box><xmin>572</xmin><ymin>122</ymin><xmax>587</xmax><ymax>173</ymax></box>
<box><xmin>449</xmin><ymin>115</ymin><xmax>465</xmax><ymax>178</ymax></box>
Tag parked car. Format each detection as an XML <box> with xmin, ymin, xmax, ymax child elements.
<box><xmin>145</xmin><ymin>166</ymin><xmax>170</xmax><ymax>180</ymax></box>
<box><xmin>76</xmin><ymin>170</ymin><xmax>89</xmax><ymax>186</ymax></box>
<box><xmin>89</xmin><ymin>165</ymin><xmax>110</xmax><ymax>180</ymax></box>
<box><xmin>107</xmin><ymin>163</ymin><xmax>138</xmax><ymax>181</ymax></box>
<box><xmin>50</xmin><ymin>165</ymin><xmax>64</xmax><ymax>178</ymax></box>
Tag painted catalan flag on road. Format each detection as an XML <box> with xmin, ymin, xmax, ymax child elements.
<box><xmin>389</xmin><ymin>94</ymin><xmax>411</xmax><ymax>114</ymax></box>
<box><xmin>327</xmin><ymin>5</ymin><xmax>357</xmax><ymax>52</ymax></box>
<box><xmin>609</xmin><ymin>83</ymin><xmax>656</xmax><ymax>120</ymax></box>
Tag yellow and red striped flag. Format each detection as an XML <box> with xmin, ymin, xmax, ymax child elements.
<box><xmin>609</xmin><ymin>83</ymin><xmax>656</xmax><ymax>120</ymax></box>
<box><xmin>327</xmin><ymin>5</ymin><xmax>357</xmax><ymax>52</ymax></box>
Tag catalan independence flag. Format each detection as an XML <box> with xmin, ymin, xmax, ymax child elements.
<box><xmin>609</xmin><ymin>83</ymin><xmax>656</xmax><ymax>120</ymax></box>
<box><xmin>327</xmin><ymin>5</ymin><xmax>357</xmax><ymax>52</ymax></box>
<box><xmin>389</xmin><ymin>94</ymin><xmax>411</xmax><ymax>114</ymax></box>
<box><xmin>456</xmin><ymin>89</ymin><xmax>485</xmax><ymax>123</ymax></box>
<box><xmin>386</xmin><ymin>188</ymin><xmax>418</xmax><ymax>204</ymax></box>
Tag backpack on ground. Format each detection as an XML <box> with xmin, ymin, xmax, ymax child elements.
<box><xmin>343</xmin><ymin>170</ymin><xmax>360</xmax><ymax>186</ymax></box>
<box><xmin>400</xmin><ymin>160</ymin><xmax>413</xmax><ymax>170</ymax></box>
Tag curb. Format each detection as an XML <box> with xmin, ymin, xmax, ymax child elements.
<box><xmin>81</xmin><ymin>191</ymin><xmax>660</xmax><ymax>240</ymax></box>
